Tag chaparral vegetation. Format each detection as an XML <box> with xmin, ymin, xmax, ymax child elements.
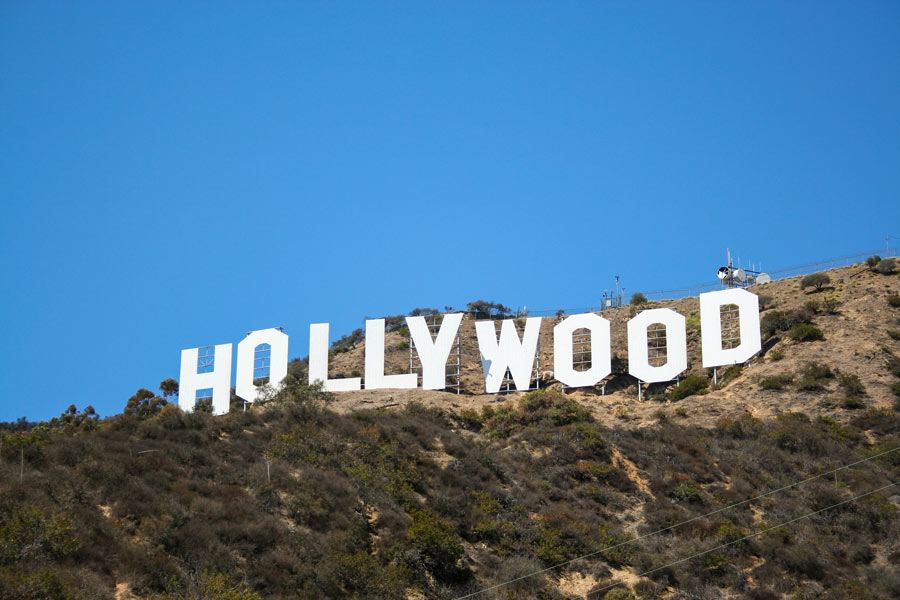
<box><xmin>2</xmin><ymin>263</ymin><xmax>899</xmax><ymax>599</ymax></box>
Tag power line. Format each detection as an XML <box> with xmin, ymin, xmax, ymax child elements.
<box><xmin>453</xmin><ymin>446</ymin><xmax>899</xmax><ymax>600</ymax></box>
<box><xmin>583</xmin><ymin>481</ymin><xmax>899</xmax><ymax>599</ymax></box>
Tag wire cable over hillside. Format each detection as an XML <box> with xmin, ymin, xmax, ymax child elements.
<box><xmin>581</xmin><ymin>481</ymin><xmax>899</xmax><ymax>599</ymax></box>
<box><xmin>453</xmin><ymin>446</ymin><xmax>899</xmax><ymax>599</ymax></box>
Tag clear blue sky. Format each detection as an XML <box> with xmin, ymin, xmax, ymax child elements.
<box><xmin>1</xmin><ymin>2</ymin><xmax>898</xmax><ymax>422</ymax></box>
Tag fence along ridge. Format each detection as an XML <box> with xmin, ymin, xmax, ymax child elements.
<box><xmin>521</xmin><ymin>247</ymin><xmax>898</xmax><ymax>316</ymax></box>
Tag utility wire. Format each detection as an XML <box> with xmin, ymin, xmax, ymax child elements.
<box><xmin>453</xmin><ymin>446</ymin><xmax>899</xmax><ymax>599</ymax></box>
<box><xmin>583</xmin><ymin>481</ymin><xmax>899</xmax><ymax>599</ymax></box>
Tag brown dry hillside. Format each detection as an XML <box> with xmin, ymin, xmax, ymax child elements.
<box><xmin>3</xmin><ymin>261</ymin><xmax>898</xmax><ymax>600</ymax></box>
<box><xmin>320</xmin><ymin>263</ymin><xmax>900</xmax><ymax>427</ymax></box>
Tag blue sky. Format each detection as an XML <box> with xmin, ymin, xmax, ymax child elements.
<box><xmin>1</xmin><ymin>2</ymin><xmax>898</xmax><ymax>422</ymax></box>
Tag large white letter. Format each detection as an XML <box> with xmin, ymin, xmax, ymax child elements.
<box><xmin>553</xmin><ymin>313</ymin><xmax>611</xmax><ymax>388</ymax></box>
<box><xmin>407</xmin><ymin>313</ymin><xmax>463</xmax><ymax>390</ymax></box>
<box><xmin>475</xmin><ymin>317</ymin><xmax>542</xmax><ymax>393</ymax></box>
<box><xmin>365</xmin><ymin>318</ymin><xmax>417</xmax><ymax>390</ymax></box>
<box><xmin>179</xmin><ymin>343</ymin><xmax>233</xmax><ymax>415</ymax></box>
<box><xmin>309</xmin><ymin>323</ymin><xmax>361</xmax><ymax>392</ymax></box>
<box><xmin>700</xmin><ymin>288</ymin><xmax>761</xmax><ymax>368</ymax></box>
<box><xmin>627</xmin><ymin>308</ymin><xmax>687</xmax><ymax>383</ymax></box>
<box><xmin>236</xmin><ymin>328</ymin><xmax>289</xmax><ymax>402</ymax></box>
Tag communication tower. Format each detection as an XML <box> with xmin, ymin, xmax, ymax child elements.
<box><xmin>717</xmin><ymin>249</ymin><xmax>770</xmax><ymax>288</ymax></box>
<box><xmin>601</xmin><ymin>275</ymin><xmax>627</xmax><ymax>309</ymax></box>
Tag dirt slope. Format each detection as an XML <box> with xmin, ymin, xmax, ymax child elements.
<box><xmin>322</xmin><ymin>263</ymin><xmax>900</xmax><ymax>428</ymax></box>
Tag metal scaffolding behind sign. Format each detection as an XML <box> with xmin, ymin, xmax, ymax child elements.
<box><xmin>713</xmin><ymin>303</ymin><xmax>742</xmax><ymax>385</ymax></box>
<box><xmin>637</xmin><ymin>315</ymin><xmax>680</xmax><ymax>402</ymax></box>
<box><xmin>571</xmin><ymin>326</ymin><xmax>592</xmax><ymax>372</ymax></box>
<box><xmin>647</xmin><ymin>322</ymin><xmax>668</xmax><ymax>367</ymax></box>
<box><xmin>408</xmin><ymin>314</ymin><xmax>462</xmax><ymax>394</ymax></box>
<box><xmin>720</xmin><ymin>304</ymin><xmax>741</xmax><ymax>350</ymax></box>
<box><xmin>562</xmin><ymin>325</ymin><xmax>598</xmax><ymax>392</ymax></box>
<box><xmin>499</xmin><ymin>318</ymin><xmax>540</xmax><ymax>393</ymax></box>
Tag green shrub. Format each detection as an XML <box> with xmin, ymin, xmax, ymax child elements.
<box><xmin>631</xmin><ymin>292</ymin><xmax>647</xmax><ymax>305</ymax></box>
<box><xmin>332</xmin><ymin>327</ymin><xmax>364</xmax><ymax>351</ymax></box>
<box><xmin>44</xmin><ymin>404</ymin><xmax>99</xmax><ymax>433</ymax></box>
<box><xmin>124</xmin><ymin>388</ymin><xmax>168</xmax><ymax>418</ymax></box>
<box><xmin>768</xmin><ymin>347</ymin><xmax>785</xmax><ymax>361</ymax></box>
<box><xmin>686</xmin><ymin>311</ymin><xmax>700</xmax><ymax>330</ymax></box>
<box><xmin>673</xmin><ymin>480</ymin><xmax>704</xmax><ymax>504</ymax></box>
<box><xmin>0</xmin><ymin>429</ymin><xmax>51</xmax><ymax>465</ymax></box>
<box><xmin>770</xmin><ymin>412</ymin><xmax>842</xmax><ymax>455</ymax></box>
<box><xmin>761</xmin><ymin>311</ymin><xmax>787</xmax><ymax>339</ymax></box>
<box><xmin>705</xmin><ymin>552</ymin><xmax>729</xmax><ymax>570</ymax></box>
<box><xmin>796</xmin><ymin>362</ymin><xmax>833</xmax><ymax>391</ymax></box>
<box><xmin>757</xmin><ymin>294</ymin><xmax>774</xmax><ymax>309</ymax></box>
<box><xmin>867</xmin><ymin>255</ymin><xmax>882</xmax><ymax>268</ymax></box>
<box><xmin>603</xmin><ymin>588</ymin><xmax>634</xmax><ymax>600</ymax></box>
<box><xmin>315</xmin><ymin>552</ymin><xmax>411</xmax><ymax>598</ymax></box>
<box><xmin>472</xmin><ymin>517</ymin><xmax>515</xmax><ymax>545</ymax></box>
<box><xmin>760</xmin><ymin>374</ymin><xmax>794</xmax><ymax>390</ymax></box>
<box><xmin>716</xmin><ymin>521</ymin><xmax>746</xmax><ymax>545</ymax></box>
<box><xmin>194</xmin><ymin>398</ymin><xmax>214</xmax><ymax>413</ymax></box>
<box><xmin>715</xmin><ymin>412</ymin><xmax>762</xmax><ymax>439</ymax></box>
<box><xmin>481</xmin><ymin>389</ymin><xmax>592</xmax><ymax>438</ymax></box>
<box><xmin>840</xmin><ymin>397</ymin><xmax>866</xmax><ymax>410</ymax></box>
<box><xmin>875</xmin><ymin>258</ymin><xmax>897</xmax><ymax>274</ymax></box>
<box><xmin>852</xmin><ymin>409</ymin><xmax>900</xmax><ymax>435</ymax></box>
<box><xmin>0</xmin><ymin>568</ymin><xmax>74</xmax><ymax>600</ymax></box>
<box><xmin>788</xmin><ymin>323</ymin><xmax>824</xmax><ymax>342</ymax></box>
<box><xmin>888</xmin><ymin>294</ymin><xmax>900</xmax><ymax>308</ymax></box>
<box><xmin>887</xmin><ymin>329</ymin><xmax>900</xmax><ymax>341</ymax></box>
<box><xmin>802</xmin><ymin>361</ymin><xmax>832</xmax><ymax>380</ymax></box>
<box><xmin>889</xmin><ymin>356</ymin><xmax>900</xmax><ymax>378</ymax></box>
<box><xmin>718</xmin><ymin>363</ymin><xmax>743</xmax><ymax>385</ymax></box>
<box><xmin>800</xmin><ymin>273</ymin><xmax>830</xmax><ymax>291</ymax></box>
<box><xmin>532</xmin><ymin>514</ymin><xmax>596</xmax><ymax>566</ymax></box>
<box><xmin>669</xmin><ymin>375</ymin><xmax>709</xmax><ymax>400</ymax></box>
<box><xmin>467</xmin><ymin>300</ymin><xmax>511</xmax><ymax>320</ymax></box>
<box><xmin>782</xmin><ymin>545</ymin><xmax>825</xmax><ymax>579</ymax></box>
<box><xmin>891</xmin><ymin>382</ymin><xmax>900</xmax><ymax>397</ymax></box>
<box><xmin>839</xmin><ymin>373</ymin><xmax>866</xmax><ymax>398</ymax></box>
<box><xmin>159</xmin><ymin>378</ymin><xmax>179</xmax><ymax>398</ymax></box>
<box><xmin>761</xmin><ymin>308</ymin><xmax>814</xmax><ymax>338</ymax></box>
<box><xmin>150</xmin><ymin>572</ymin><xmax>263</xmax><ymax>600</ymax></box>
<box><xmin>456</xmin><ymin>409</ymin><xmax>482</xmax><ymax>431</ymax></box>
<box><xmin>266</xmin><ymin>377</ymin><xmax>330</xmax><ymax>418</ymax></box>
<box><xmin>407</xmin><ymin>509</ymin><xmax>464</xmax><ymax>579</ymax></box>
<box><xmin>0</xmin><ymin>508</ymin><xmax>79</xmax><ymax>564</ymax></box>
<box><xmin>822</xmin><ymin>295</ymin><xmax>840</xmax><ymax>314</ymax></box>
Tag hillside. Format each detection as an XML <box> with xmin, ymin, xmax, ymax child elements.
<box><xmin>324</xmin><ymin>262</ymin><xmax>900</xmax><ymax>428</ymax></box>
<box><xmin>1</xmin><ymin>262</ymin><xmax>899</xmax><ymax>600</ymax></box>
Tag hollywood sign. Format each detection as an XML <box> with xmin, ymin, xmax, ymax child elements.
<box><xmin>179</xmin><ymin>288</ymin><xmax>760</xmax><ymax>415</ymax></box>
